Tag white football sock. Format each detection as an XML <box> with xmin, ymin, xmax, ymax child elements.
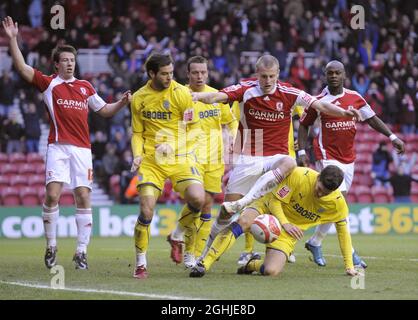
<box><xmin>199</xmin><ymin>216</ymin><xmax>233</xmax><ymax>259</ymax></box>
<box><xmin>171</xmin><ymin>223</ymin><xmax>185</xmax><ymax>241</ymax></box>
<box><xmin>42</xmin><ymin>204</ymin><xmax>59</xmax><ymax>247</ymax></box>
<box><xmin>75</xmin><ymin>208</ymin><xmax>92</xmax><ymax>253</ymax></box>
<box><xmin>237</xmin><ymin>168</ymin><xmax>285</xmax><ymax>208</ymax></box>
<box><xmin>136</xmin><ymin>252</ymin><xmax>147</xmax><ymax>267</ymax></box>
<box><xmin>309</xmin><ymin>223</ymin><xmax>332</xmax><ymax>246</ymax></box>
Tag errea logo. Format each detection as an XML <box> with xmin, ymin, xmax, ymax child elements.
<box><xmin>80</xmin><ymin>87</ymin><xmax>87</xmax><ymax>95</ymax></box>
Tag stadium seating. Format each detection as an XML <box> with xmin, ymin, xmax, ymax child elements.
<box><xmin>28</xmin><ymin>174</ymin><xmax>45</xmax><ymax>188</ymax></box>
<box><xmin>20</xmin><ymin>186</ymin><xmax>40</xmax><ymax>206</ymax></box>
<box><xmin>1</xmin><ymin>186</ymin><xmax>21</xmax><ymax>206</ymax></box>
<box><xmin>18</xmin><ymin>163</ymin><xmax>38</xmax><ymax>175</ymax></box>
<box><xmin>34</xmin><ymin>163</ymin><xmax>46</xmax><ymax>174</ymax></box>
<box><xmin>345</xmin><ymin>193</ymin><xmax>357</xmax><ymax>203</ymax></box>
<box><xmin>353</xmin><ymin>185</ymin><xmax>373</xmax><ymax>203</ymax></box>
<box><xmin>60</xmin><ymin>190</ymin><xmax>75</xmax><ymax>206</ymax></box>
<box><xmin>26</xmin><ymin>153</ymin><xmax>45</xmax><ymax>164</ymax></box>
<box><xmin>0</xmin><ymin>163</ymin><xmax>20</xmax><ymax>178</ymax></box>
<box><xmin>8</xmin><ymin>153</ymin><xmax>27</xmax><ymax>164</ymax></box>
<box><xmin>109</xmin><ymin>174</ymin><xmax>121</xmax><ymax>201</ymax></box>
<box><xmin>0</xmin><ymin>153</ymin><xmax>8</xmax><ymax>165</ymax></box>
<box><xmin>9</xmin><ymin>175</ymin><xmax>28</xmax><ymax>188</ymax></box>
<box><xmin>36</xmin><ymin>185</ymin><xmax>46</xmax><ymax>203</ymax></box>
<box><xmin>371</xmin><ymin>185</ymin><xmax>394</xmax><ymax>203</ymax></box>
<box><xmin>0</xmin><ymin>175</ymin><xmax>9</xmax><ymax>193</ymax></box>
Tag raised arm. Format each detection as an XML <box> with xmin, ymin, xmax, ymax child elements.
<box><xmin>96</xmin><ymin>90</ymin><xmax>131</xmax><ymax>118</ymax></box>
<box><xmin>2</xmin><ymin>16</ymin><xmax>34</xmax><ymax>83</ymax></box>
<box><xmin>191</xmin><ymin>91</ymin><xmax>229</xmax><ymax>104</ymax></box>
<box><xmin>311</xmin><ymin>99</ymin><xmax>361</xmax><ymax>119</ymax></box>
<box><xmin>366</xmin><ymin>115</ymin><xmax>405</xmax><ymax>154</ymax></box>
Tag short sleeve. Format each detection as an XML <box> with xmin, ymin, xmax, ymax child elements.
<box><xmin>32</xmin><ymin>69</ymin><xmax>52</xmax><ymax>92</ymax></box>
<box><xmin>88</xmin><ymin>93</ymin><xmax>106</xmax><ymax>112</ymax></box>
<box><xmin>294</xmin><ymin>90</ymin><xmax>317</xmax><ymax>109</ymax></box>
<box><xmin>359</xmin><ymin>103</ymin><xmax>376</xmax><ymax>121</ymax></box>
<box><xmin>299</xmin><ymin>106</ymin><xmax>318</xmax><ymax>126</ymax></box>
<box><xmin>220</xmin><ymin>84</ymin><xmax>244</xmax><ymax>103</ymax></box>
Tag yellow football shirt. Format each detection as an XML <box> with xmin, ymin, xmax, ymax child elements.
<box><xmin>131</xmin><ymin>80</ymin><xmax>200</xmax><ymax>158</ymax></box>
<box><xmin>267</xmin><ymin>167</ymin><xmax>353</xmax><ymax>269</ymax></box>
<box><xmin>187</xmin><ymin>84</ymin><xmax>238</xmax><ymax>165</ymax></box>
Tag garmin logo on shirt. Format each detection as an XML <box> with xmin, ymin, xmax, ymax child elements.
<box><xmin>142</xmin><ymin>110</ymin><xmax>173</xmax><ymax>120</ymax></box>
<box><xmin>292</xmin><ymin>203</ymin><xmax>321</xmax><ymax>222</ymax></box>
<box><xmin>56</xmin><ymin>99</ymin><xmax>88</xmax><ymax>110</ymax></box>
<box><xmin>199</xmin><ymin>109</ymin><xmax>220</xmax><ymax>119</ymax></box>
<box><xmin>248</xmin><ymin>109</ymin><xmax>285</xmax><ymax>121</ymax></box>
<box><xmin>325</xmin><ymin>120</ymin><xmax>356</xmax><ymax>131</ymax></box>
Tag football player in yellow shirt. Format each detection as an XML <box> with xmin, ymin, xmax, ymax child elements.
<box><xmin>167</xmin><ymin>56</ymin><xmax>239</xmax><ymax>268</ymax></box>
<box><xmin>130</xmin><ymin>53</ymin><xmax>205</xmax><ymax>279</ymax></box>
<box><xmin>189</xmin><ymin>165</ymin><xmax>359</xmax><ymax>277</ymax></box>
<box><xmin>237</xmin><ymin>105</ymin><xmax>305</xmax><ymax>266</ymax></box>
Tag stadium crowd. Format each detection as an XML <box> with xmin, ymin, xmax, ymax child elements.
<box><xmin>0</xmin><ymin>0</ymin><xmax>417</xmax><ymax>204</ymax></box>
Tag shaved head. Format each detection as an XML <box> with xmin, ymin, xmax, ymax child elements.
<box><xmin>255</xmin><ymin>55</ymin><xmax>280</xmax><ymax>72</ymax></box>
<box><xmin>325</xmin><ymin>60</ymin><xmax>345</xmax><ymax>72</ymax></box>
<box><xmin>325</xmin><ymin>60</ymin><xmax>345</xmax><ymax>93</ymax></box>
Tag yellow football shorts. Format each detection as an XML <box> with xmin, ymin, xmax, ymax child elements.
<box><xmin>197</xmin><ymin>163</ymin><xmax>224</xmax><ymax>194</ymax></box>
<box><xmin>137</xmin><ymin>155</ymin><xmax>203</xmax><ymax>198</ymax></box>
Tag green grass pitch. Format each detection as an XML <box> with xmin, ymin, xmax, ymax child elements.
<box><xmin>0</xmin><ymin>235</ymin><xmax>417</xmax><ymax>300</ymax></box>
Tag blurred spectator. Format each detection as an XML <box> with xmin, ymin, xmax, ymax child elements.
<box><xmin>91</xmin><ymin>130</ymin><xmax>107</xmax><ymax>168</ymax></box>
<box><xmin>0</xmin><ymin>71</ymin><xmax>15</xmax><ymax>117</ymax></box>
<box><xmin>116</xmin><ymin>149</ymin><xmax>134</xmax><ymax>204</ymax></box>
<box><xmin>28</xmin><ymin>0</ymin><xmax>43</xmax><ymax>28</ymax></box>
<box><xmin>101</xmin><ymin>143</ymin><xmax>119</xmax><ymax>191</ymax></box>
<box><xmin>400</xmin><ymin>94</ymin><xmax>416</xmax><ymax>135</ymax></box>
<box><xmin>2</xmin><ymin>110</ymin><xmax>25</xmax><ymax>153</ymax></box>
<box><xmin>392</xmin><ymin>152</ymin><xmax>416</xmax><ymax>176</ymax></box>
<box><xmin>381</xmin><ymin>165</ymin><xmax>418</xmax><ymax>203</ymax></box>
<box><xmin>371</xmin><ymin>142</ymin><xmax>393</xmax><ymax>187</ymax></box>
<box><xmin>21</xmin><ymin>102</ymin><xmax>41</xmax><ymax>153</ymax></box>
<box><xmin>1</xmin><ymin>0</ymin><xmax>417</xmax><ymax>204</ymax></box>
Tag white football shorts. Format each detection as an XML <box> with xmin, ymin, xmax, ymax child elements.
<box><xmin>315</xmin><ymin>159</ymin><xmax>354</xmax><ymax>192</ymax></box>
<box><xmin>226</xmin><ymin>153</ymin><xmax>290</xmax><ymax>195</ymax></box>
<box><xmin>45</xmin><ymin>143</ymin><xmax>93</xmax><ymax>190</ymax></box>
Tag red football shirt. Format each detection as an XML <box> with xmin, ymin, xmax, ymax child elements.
<box><xmin>221</xmin><ymin>78</ymin><xmax>316</xmax><ymax>156</ymax></box>
<box><xmin>32</xmin><ymin>69</ymin><xmax>106</xmax><ymax>148</ymax></box>
<box><xmin>300</xmin><ymin>87</ymin><xmax>376</xmax><ymax>164</ymax></box>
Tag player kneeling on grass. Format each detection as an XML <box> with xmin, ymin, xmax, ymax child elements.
<box><xmin>190</xmin><ymin>165</ymin><xmax>359</xmax><ymax>277</ymax></box>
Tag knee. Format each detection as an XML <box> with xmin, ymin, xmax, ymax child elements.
<box><xmin>237</xmin><ymin>215</ymin><xmax>252</xmax><ymax>231</ymax></box>
<box><xmin>45</xmin><ymin>190</ymin><xmax>61</xmax><ymax>206</ymax></box>
<box><xmin>263</xmin><ymin>265</ymin><xmax>282</xmax><ymax>277</ymax></box>
<box><xmin>186</xmin><ymin>188</ymin><xmax>205</xmax><ymax>209</ymax></box>
<box><xmin>139</xmin><ymin>200</ymin><xmax>155</xmax><ymax>220</ymax></box>
<box><xmin>74</xmin><ymin>190</ymin><xmax>91</xmax><ymax>207</ymax></box>
<box><xmin>281</xmin><ymin>156</ymin><xmax>297</xmax><ymax>173</ymax></box>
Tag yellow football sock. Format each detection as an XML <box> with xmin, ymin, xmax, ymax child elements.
<box><xmin>134</xmin><ymin>218</ymin><xmax>151</xmax><ymax>253</ymax></box>
<box><xmin>179</xmin><ymin>204</ymin><xmax>200</xmax><ymax>254</ymax></box>
<box><xmin>194</xmin><ymin>213</ymin><xmax>212</xmax><ymax>257</ymax></box>
<box><xmin>246</xmin><ymin>259</ymin><xmax>264</xmax><ymax>273</ymax></box>
<box><xmin>202</xmin><ymin>228</ymin><xmax>237</xmax><ymax>271</ymax></box>
<box><xmin>244</xmin><ymin>232</ymin><xmax>255</xmax><ymax>253</ymax></box>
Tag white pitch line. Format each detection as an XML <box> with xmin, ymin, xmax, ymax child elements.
<box><xmin>295</xmin><ymin>252</ymin><xmax>418</xmax><ymax>262</ymax></box>
<box><xmin>0</xmin><ymin>281</ymin><xmax>204</xmax><ymax>300</ymax></box>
